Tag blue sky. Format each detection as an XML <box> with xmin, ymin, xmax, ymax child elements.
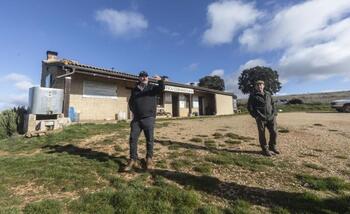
<box><xmin>1</xmin><ymin>0</ymin><xmax>350</xmax><ymax>110</ymax></box>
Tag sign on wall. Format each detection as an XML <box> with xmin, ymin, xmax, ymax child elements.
<box><xmin>165</xmin><ymin>85</ymin><xmax>194</xmax><ymax>94</ymax></box>
<box><xmin>83</xmin><ymin>80</ymin><xmax>117</xmax><ymax>99</ymax></box>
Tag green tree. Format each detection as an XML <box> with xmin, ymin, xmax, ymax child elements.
<box><xmin>238</xmin><ymin>66</ymin><xmax>282</xmax><ymax>94</ymax></box>
<box><xmin>198</xmin><ymin>75</ymin><xmax>225</xmax><ymax>91</ymax></box>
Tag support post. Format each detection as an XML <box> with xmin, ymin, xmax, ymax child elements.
<box><xmin>63</xmin><ymin>77</ymin><xmax>71</xmax><ymax>117</ymax></box>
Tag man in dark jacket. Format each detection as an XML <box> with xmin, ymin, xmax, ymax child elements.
<box><xmin>124</xmin><ymin>71</ymin><xmax>165</xmax><ymax>171</ymax></box>
<box><xmin>247</xmin><ymin>80</ymin><xmax>279</xmax><ymax>156</ymax></box>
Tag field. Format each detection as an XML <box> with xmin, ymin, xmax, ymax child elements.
<box><xmin>0</xmin><ymin>112</ymin><xmax>350</xmax><ymax>213</ymax></box>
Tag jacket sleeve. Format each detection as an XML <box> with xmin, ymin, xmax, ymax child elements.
<box><xmin>271</xmin><ymin>95</ymin><xmax>278</xmax><ymax>116</ymax></box>
<box><xmin>128</xmin><ymin>90</ymin><xmax>135</xmax><ymax>113</ymax></box>
<box><xmin>247</xmin><ymin>94</ymin><xmax>257</xmax><ymax>118</ymax></box>
<box><xmin>151</xmin><ymin>80</ymin><xmax>165</xmax><ymax>95</ymax></box>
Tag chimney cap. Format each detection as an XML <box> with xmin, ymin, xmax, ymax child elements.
<box><xmin>46</xmin><ymin>50</ymin><xmax>58</xmax><ymax>56</ymax></box>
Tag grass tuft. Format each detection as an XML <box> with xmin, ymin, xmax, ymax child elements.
<box><xmin>296</xmin><ymin>174</ymin><xmax>350</xmax><ymax>192</ymax></box>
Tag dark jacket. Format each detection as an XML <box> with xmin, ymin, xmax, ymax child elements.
<box><xmin>247</xmin><ymin>90</ymin><xmax>277</xmax><ymax>121</ymax></box>
<box><xmin>128</xmin><ymin>80</ymin><xmax>165</xmax><ymax>119</ymax></box>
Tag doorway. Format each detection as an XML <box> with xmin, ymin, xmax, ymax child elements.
<box><xmin>172</xmin><ymin>94</ymin><xmax>179</xmax><ymax>117</ymax></box>
<box><xmin>199</xmin><ymin>96</ymin><xmax>204</xmax><ymax>115</ymax></box>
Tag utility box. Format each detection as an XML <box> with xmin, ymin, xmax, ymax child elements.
<box><xmin>28</xmin><ymin>87</ymin><xmax>64</xmax><ymax>115</ymax></box>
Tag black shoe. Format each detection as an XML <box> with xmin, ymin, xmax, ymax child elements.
<box><xmin>269</xmin><ymin>146</ymin><xmax>280</xmax><ymax>154</ymax></box>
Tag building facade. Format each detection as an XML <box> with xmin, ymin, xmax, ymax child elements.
<box><xmin>41</xmin><ymin>51</ymin><xmax>236</xmax><ymax>121</ymax></box>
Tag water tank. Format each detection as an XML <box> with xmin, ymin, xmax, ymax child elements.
<box><xmin>28</xmin><ymin>87</ymin><xmax>64</xmax><ymax>115</ymax></box>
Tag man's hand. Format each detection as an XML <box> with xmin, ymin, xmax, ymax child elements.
<box><xmin>153</xmin><ymin>75</ymin><xmax>162</xmax><ymax>81</ymax></box>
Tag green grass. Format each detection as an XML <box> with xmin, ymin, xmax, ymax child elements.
<box><xmin>224</xmin><ymin>139</ymin><xmax>242</xmax><ymax>145</ymax></box>
<box><xmin>205</xmin><ymin>151</ymin><xmax>274</xmax><ymax>171</ymax></box>
<box><xmin>303</xmin><ymin>163</ymin><xmax>326</xmax><ymax>171</ymax></box>
<box><xmin>68</xmin><ymin>176</ymin><xmax>210</xmax><ymax>214</ymax></box>
<box><xmin>168</xmin><ymin>144</ymin><xmax>182</xmax><ymax>150</ymax></box>
<box><xmin>155</xmin><ymin>160</ymin><xmax>167</xmax><ymax>169</ymax></box>
<box><xmin>212</xmin><ymin>133</ymin><xmax>223</xmax><ymax>139</ymax></box>
<box><xmin>171</xmin><ymin>159</ymin><xmax>192</xmax><ymax>170</ymax></box>
<box><xmin>193</xmin><ymin>163</ymin><xmax>213</xmax><ymax>175</ymax></box>
<box><xmin>0</xmin><ymin>122</ymin><xmax>129</xmax><ymax>153</ymax></box>
<box><xmin>204</xmin><ymin>140</ymin><xmax>216</xmax><ymax>148</ymax></box>
<box><xmin>225</xmin><ymin>132</ymin><xmax>254</xmax><ymax>142</ymax></box>
<box><xmin>334</xmin><ymin>155</ymin><xmax>348</xmax><ymax>159</ymax></box>
<box><xmin>190</xmin><ymin>138</ymin><xmax>203</xmax><ymax>143</ymax></box>
<box><xmin>24</xmin><ymin>199</ymin><xmax>63</xmax><ymax>214</ymax></box>
<box><xmin>296</xmin><ymin>174</ymin><xmax>350</xmax><ymax>192</ymax></box>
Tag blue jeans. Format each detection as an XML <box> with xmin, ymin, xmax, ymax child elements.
<box><xmin>129</xmin><ymin>117</ymin><xmax>155</xmax><ymax>160</ymax></box>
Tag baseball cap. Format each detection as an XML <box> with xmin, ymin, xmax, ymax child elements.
<box><xmin>139</xmin><ymin>71</ymin><xmax>148</xmax><ymax>77</ymax></box>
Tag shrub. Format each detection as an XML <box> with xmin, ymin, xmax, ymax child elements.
<box><xmin>0</xmin><ymin>106</ymin><xmax>27</xmax><ymax>139</ymax></box>
<box><xmin>287</xmin><ymin>98</ymin><xmax>303</xmax><ymax>105</ymax></box>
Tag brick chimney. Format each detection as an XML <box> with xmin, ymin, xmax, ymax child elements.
<box><xmin>46</xmin><ymin>50</ymin><xmax>58</xmax><ymax>61</ymax></box>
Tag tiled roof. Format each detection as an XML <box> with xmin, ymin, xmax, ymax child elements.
<box><xmin>45</xmin><ymin>59</ymin><xmax>236</xmax><ymax>97</ymax></box>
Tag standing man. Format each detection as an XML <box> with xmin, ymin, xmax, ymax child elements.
<box><xmin>247</xmin><ymin>80</ymin><xmax>279</xmax><ymax>156</ymax></box>
<box><xmin>124</xmin><ymin>71</ymin><xmax>165</xmax><ymax>171</ymax></box>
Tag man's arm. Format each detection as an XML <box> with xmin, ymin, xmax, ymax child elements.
<box><xmin>128</xmin><ymin>90</ymin><xmax>135</xmax><ymax>113</ymax></box>
<box><xmin>151</xmin><ymin>75</ymin><xmax>165</xmax><ymax>94</ymax></box>
<box><xmin>247</xmin><ymin>94</ymin><xmax>257</xmax><ymax>118</ymax></box>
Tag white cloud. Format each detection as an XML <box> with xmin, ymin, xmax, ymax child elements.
<box><xmin>156</xmin><ymin>26</ymin><xmax>180</xmax><ymax>37</ymax></box>
<box><xmin>238</xmin><ymin>0</ymin><xmax>350</xmax><ymax>81</ymax></box>
<box><xmin>185</xmin><ymin>63</ymin><xmax>199</xmax><ymax>71</ymax></box>
<box><xmin>2</xmin><ymin>73</ymin><xmax>34</xmax><ymax>91</ymax></box>
<box><xmin>202</xmin><ymin>0</ymin><xmax>261</xmax><ymax>45</ymax></box>
<box><xmin>239</xmin><ymin>0</ymin><xmax>350</xmax><ymax>51</ymax></box>
<box><xmin>210</xmin><ymin>69</ymin><xmax>224</xmax><ymax>77</ymax></box>
<box><xmin>0</xmin><ymin>93</ymin><xmax>28</xmax><ymax>111</ymax></box>
<box><xmin>95</xmin><ymin>9</ymin><xmax>148</xmax><ymax>37</ymax></box>
<box><xmin>238</xmin><ymin>58</ymin><xmax>267</xmax><ymax>71</ymax></box>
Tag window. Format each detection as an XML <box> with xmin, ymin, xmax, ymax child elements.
<box><xmin>83</xmin><ymin>80</ymin><xmax>117</xmax><ymax>99</ymax></box>
<box><xmin>45</xmin><ymin>73</ymin><xmax>53</xmax><ymax>88</ymax></box>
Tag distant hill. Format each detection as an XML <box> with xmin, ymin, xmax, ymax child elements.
<box><xmin>238</xmin><ymin>90</ymin><xmax>350</xmax><ymax>104</ymax></box>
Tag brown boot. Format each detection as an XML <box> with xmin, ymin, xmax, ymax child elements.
<box><xmin>269</xmin><ymin>146</ymin><xmax>280</xmax><ymax>154</ymax></box>
<box><xmin>146</xmin><ymin>158</ymin><xmax>154</xmax><ymax>170</ymax></box>
<box><xmin>124</xmin><ymin>159</ymin><xmax>137</xmax><ymax>172</ymax></box>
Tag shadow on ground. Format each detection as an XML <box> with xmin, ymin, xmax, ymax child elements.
<box><xmin>43</xmin><ymin>144</ymin><xmax>128</xmax><ymax>172</ymax></box>
<box><xmin>155</xmin><ymin>139</ymin><xmax>262</xmax><ymax>155</ymax></box>
<box><xmin>151</xmin><ymin>169</ymin><xmax>350</xmax><ymax>213</ymax></box>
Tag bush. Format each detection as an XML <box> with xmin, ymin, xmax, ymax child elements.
<box><xmin>287</xmin><ymin>98</ymin><xmax>304</xmax><ymax>105</ymax></box>
<box><xmin>0</xmin><ymin>106</ymin><xmax>27</xmax><ymax>139</ymax></box>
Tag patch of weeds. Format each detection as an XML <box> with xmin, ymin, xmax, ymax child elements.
<box><xmin>171</xmin><ymin>159</ymin><xmax>192</xmax><ymax>170</ymax></box>
<box><xmin>190</xmin><ymin>138</ymin><xmax>203</xmax><ymax>143</ymax></box>
<box><xmin>328</xmin><ymin>129</ymin><xmax>338</xmax><ymax>132</ymax></box>
<box><xmin>114</xmin><ymin>145</ymin><xmax>125</xmax><ymax>152</ymax></box>
<box><xmin>101</xmin><ymin>137</ymin><xmax>114</xmax><ymax>145</ymax></box>
<box><xmin>313</xmin><ymin>149</ymin><xmax>323</xmax><ymax>152</ymax></box>
<box><xmin>226</xmin><ymin>199</ymin><xmax>253</xmax><ymax>214</ymax></box>
<box><xmin>197</xmin><ymin>205</ymin><xmax>221</xmax><ymax>214</ymax></box>
<box><xmin>182</xmin><ymin>150</ymin><xmax>197</xmax><ymax>158</ymax></box>
<box><xmin>212</xmin><ymin>133</ymin><xmax>223</xmax><ymax>139</ymax></box>
<box><xmin>155</xmin><ymin>160</ymin><xmax>167</xmax><ymax>169</ymax></box>
<box><xmin>24</xmin><ymin>199</ymin><xmax>63</xmax><ymax>214</ymax></box>
<box><xmin>0</xmin><ymin>123</ymin><xmax>127</xmax><ymax>153</ymax></box>
<box><xmin>196</xmin><ymin>134</ymin><xmax>209</xmax><ymax>137</ymax></box>
<box><xmin>303</xmin><ymin>163</ymin><xmax>326</xmax><ymax>171</ymax></box>
<box><xmin>0</xmin><ymin>152</ymin><xmax>120</xmax><ymax>193</ymax></box>
<box><xmin>205</xmin><ymin>151</ymin><xmax>274</xmax><ymax>171</ymax></box>
<box><xmin>168</xmin><ymin>152</ymin><xmax>182</xmax><ymax>159</ymax></box>
<box><xmin>299</xmin><ymin>153</ymin><xmax>318</xmax><ymax>158</ymax></box>
<box><xmin>334</xmin><ymin>155</ymin><xmax>347</xmax><ymax>160</ymax></box>
<box><xmin>296</xmin><ymin>174</ymin><xmax>350</xmax><ymax>193</ymax></box>
<box><xmin>204</xmin><ymin>140</ymin><xmax>216</xmax><ymax>148</ymax></box>
<box><xmin>193</xmin><ymin>163</ymin><xmax>213</xmax><ymax>175</ymax></box>
<box><xmin>155</xmin><ymin>122</ymin><xmax>172</xmax><ymax>128</ymax></box>
<box><xmin>69</xmin><ymin>178</ymin><xmax>207</xmax><ymax>213</ymax></box>
<box><xmin>313</xmin><ymin>123</ymin><xmax>323</xmax><ymax>126</ymax></box>
<box><xmin>278</xmin><ymin>129</ymin><xmax>290</xmax><ymax>133</ymax></box>
<box><xmin>225</xmin><ymin>139</ymin><xmax>242</xmax><ymax>145</ymax></box>
<box><xmin>0</xmin><ymin>207</ymin><xmax>21</xmax><ymax>214</ymax></box>
<box><xmin>225</xmin><ymin>132</ymin><xmax>255</xmax><ymax>142</ymax></box>
<box><xmin>271</xmin><ymin>207</ymin><xmax>291</xmax><ymax>214</ymax></box>
<box><xmin>168</xmin><ymin>144</ymin><xmax>182</xmax><ymax>150</ymax></box>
